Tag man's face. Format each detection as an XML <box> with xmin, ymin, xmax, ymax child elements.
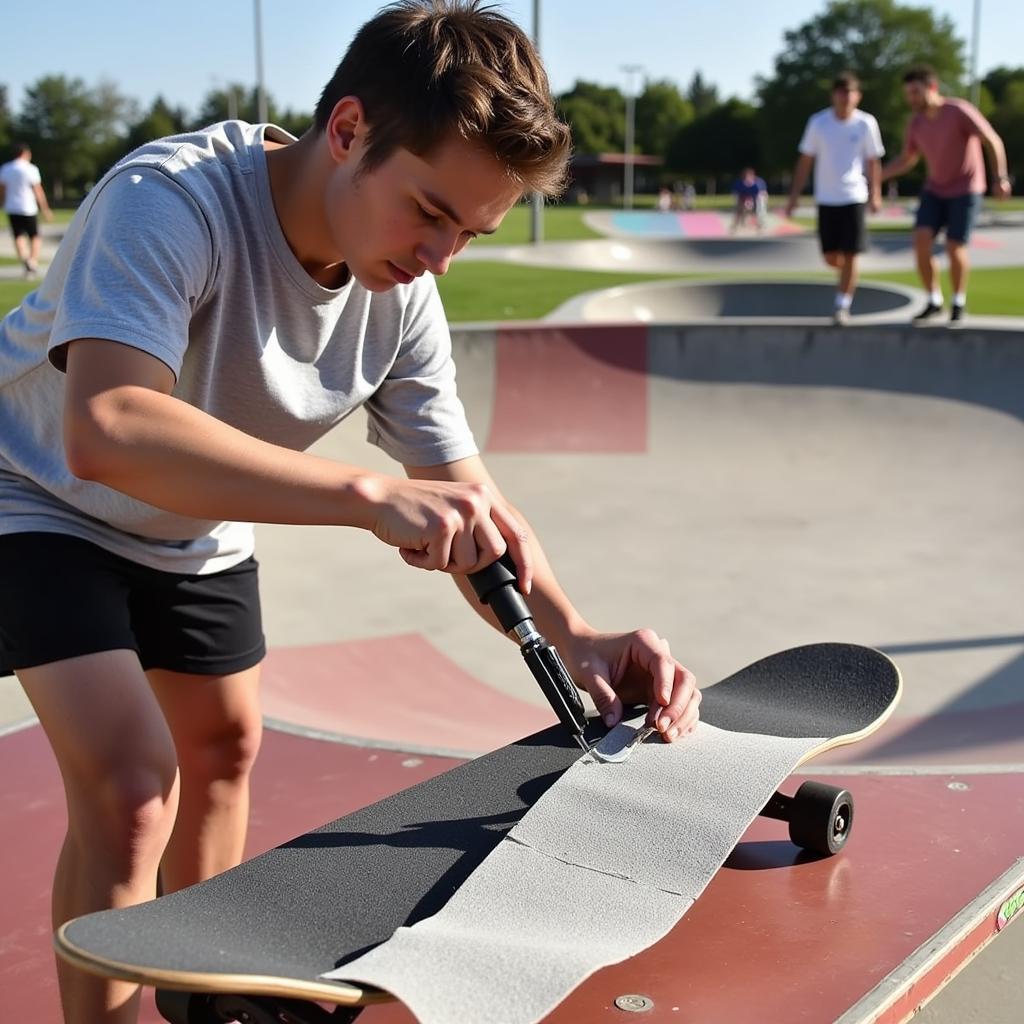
<box><xmin>903</xmin><ymin>80</ymin><xmax>933</xmax><ymax>112</ymax></box>
<box><xmin>324</xmin><ymin>127</ymin><xmax>523</xmax><ymax>292</ymax></box>
<box><xmin>832</xmin><ymin>85</ymin><xmax>861</xmax><ymax>117</ymax></box>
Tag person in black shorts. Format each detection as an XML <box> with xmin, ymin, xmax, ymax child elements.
<box><xmin>0</xmin><ymin>5</ymin><xmax>701</xmax><ymax>1021</ymax></box>
<box><xmin>786</xmin><ymin>72</ymin><xmax>884</xmax><ymax>325</ymax></box>
<box><xmin>0</xmin><ymin>143</ymin><xmax>53</xmax><ymax>277</ymax></box>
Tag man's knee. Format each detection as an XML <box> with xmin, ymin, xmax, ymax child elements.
<box><xmin>67</xmin><ymin>757</ymin><xmax>179</xmax><ymax>868</ymax></box>
<box><xmin>946</xmin><ymin>239</ymin><xmax>968</xmax><ymax>260</ymax></box>
<box><xmin>177</xmin><ymin>714</ymin><xmax>264</xmax><ymax>786</ymax></box>
<box><xmin>823</xmin><ymin>252</ymin><xmax>842</xmax><ymax>268</ymax></box>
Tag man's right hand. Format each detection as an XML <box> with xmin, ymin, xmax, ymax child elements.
<box><xmin>784</xmin><ymin>199</ymin><xmax>798</xmax><ymax>219</ymax></box>
<box><xmin>359</xmin><ymin>474</ymin><xmax>531</xmax><ymax>582</ymax></box>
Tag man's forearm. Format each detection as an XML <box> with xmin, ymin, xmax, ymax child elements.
<box><xmin>983</xmin><ymin>134</ymin><xmax>1009</xmax><ymax>180</ymax></box>
<box><xmin>881</xmin><ymin>152</ymin><xmax>912</xmax><ymax>180</ymax></box>
<box><xmin>868</xmin><ymin>158</ymin><xmax>882</xmax><ymax>200</ymax></box>
<box><xmin>788</xmin><ymin>157</ymin><xmax>812</xmax><ymax>205</ymax></box>
<box><xmin>66</xmin><ymin>384</ymin><xmax>380</xmax><ymax>528</ymax></box>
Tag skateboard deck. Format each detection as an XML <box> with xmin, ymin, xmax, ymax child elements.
<box><xmin>56</xmin><ymin>642</ymin><xmax>900</xmax><ymax>1023</ymax></box>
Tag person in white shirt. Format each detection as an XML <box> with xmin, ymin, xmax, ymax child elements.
<box><xmin>785</xmin><ymin>72</ymin><xmax>884</xmax><ymax>325</ymax></box>
<box><xmin>0</xmin><ymin>143</ymin><xmax>53</xmax><ymax>277</ymax></box>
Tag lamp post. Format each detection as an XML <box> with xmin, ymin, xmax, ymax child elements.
<box><xmin>620</xmin><ymin>64</ymin><xmax>644</xmax><ymax>210</ymax></box>
<box><xmin>253</xmin><ymin>0</ymin><xmax>268</xmax><ymax>123</ymax></box>
<box><xmin>969</xmin><ymin>0</ymin><xmax>982</xmax><ymax>106</ymax></box>
<box><xmin>530</xmin><ymin>0</ymin><xmax>544</xmax><ymax>243</ymax></box>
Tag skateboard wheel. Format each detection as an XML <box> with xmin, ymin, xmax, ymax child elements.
<box><xmin>154</xmin><ymin>989</ymin><xmax>210</xmax><ymax>1024</ymax></box>
<box><xmin>787</xmin><ymin>781</ymin><xmax>854</xmax><ymax>856</ymax></box>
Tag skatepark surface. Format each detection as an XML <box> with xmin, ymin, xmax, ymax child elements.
<box><xmin>545</xmin><ymin>278</ymin><xmax>922</xmax><ymax>323</ymax></box>
<box><xmin>1</xmin><ymin>221</ymin><xmax>1022</xmax><ymax>1020</ymax></box>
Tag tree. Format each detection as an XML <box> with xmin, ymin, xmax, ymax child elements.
<box><xmin>989</xmin><ymin>78</ymin><xmax>1024</xmax><ymax>187</ymax></box>
<box><xmin>13</xmin><ymin>75</ymin><xmax>134</xmax><ymax>198</ymax></box>
<box><xmin>667</xmin><ymin>98</ymin><xmax>759</xmax><ymax>184</ymax></box>
<box><xmin>556</xmin><ymin>81</ymin><xmax>624</xmax><ymax>155</ymax></box>
<box><xmin>686</xmin><ymin>72</ymin><xmax>719</xmax><ymax>117</ymax></box>
<box><xmin>755</xmin><ymin>0</ymin><xmax>964</xmax><ymax>175</ymax></box>
<box><xmin>116</xmin><ymin>96</ymin><xmax>189</xmax><ymax>159</ymax></box>
<box><xmin>0</xmin><ymin>86</ymin><xmax>11</xmax><ymax>154</ymax></box>
<box><xmin>982</xmin><ymin>66</ymin><xmax>1024</xmax><ymax>106</ymax></box>
<box><xmin>635</xmin><ymin>79</ymin><xmax>693</xmax><ymax>157</ymax></box>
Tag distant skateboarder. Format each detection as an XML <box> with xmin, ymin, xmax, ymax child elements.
<box><xmin>882</xmin><ymin>64</ymin><xmax>1011</xmax><ymax>323</ymax></box>
<box><xmin>785</xmin><ymin>72</ymin><xmax>884</xmax><ymax>326</ymax></box>
<box><xmin>731</xmin><ymin>168</ymin><xmax>767</xmax><ymax>233</ymax></box>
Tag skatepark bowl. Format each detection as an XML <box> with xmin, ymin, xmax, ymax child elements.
<box><xmin>2</xmin><ymin>316</ymin><xmax>1022</xmax><ymax>1022</ymax></box>
<box><xmin>546</xmin><ymin>278</ymin><xmax>921</xmax><ymax>323</ymax></box>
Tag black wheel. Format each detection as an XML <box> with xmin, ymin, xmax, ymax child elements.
<box><xmin>787</xmin><ymin>781</ymin><xmax>854</xmax><ymax>856</ymax></box>
<box><xmin>155</xmin><ymin>990</ymin><xmax>216</xmax><ymax>1024</ymax></box>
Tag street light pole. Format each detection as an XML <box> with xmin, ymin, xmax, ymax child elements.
<box><xmin>530</xmin><ymin>0</ymin><xmax>544</xmax><ymax>243</ymax></box>
<box><xmin>254</xmin><ymin>0</ymin><xmax>268</xmax><ymax>123</ymax></box>
<box><xmin>620</xmin><ymin>64</ymin><xmax>643</xmax><ymax>210</ymax></box>
<box><xmin>969</xmin><ymin>0</ymin><xmax>982</xmax><ymax>106</ymax></box>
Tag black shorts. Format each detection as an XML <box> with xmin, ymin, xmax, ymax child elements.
<box><xmin>817</xmin><ymin>203</ymin><xmax>866</xmax><ymax>254</ymax></box>
<box><xmin>915</xmin><ymin>190</ymin><xmax>983</xmax><ymax>244</ymax></box>
<box><xmin>0</xmin><ymin>532</ymin><xmax>265</xmax><ymax>678</ymax></box>
<box><xmin>8</xmin><ymin>213</ymin><xmax>38</xmax><ymax>240</ymax></box>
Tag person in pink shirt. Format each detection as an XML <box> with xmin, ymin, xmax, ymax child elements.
<box><xmin>882</xmin><ymin>64</ymin><xmax>1011</xmax><ymax>323</ymax></box>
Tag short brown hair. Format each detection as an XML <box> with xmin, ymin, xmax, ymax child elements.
<box><xmin>832</xmin><ymin>71</ymin><xmax>860</xmax><ymax>92</ymax></box>
<box><xmin>314</xmin><ymin>0</ymin><xmax>571</xmax><ymax>196</ymax></box>
<box><xmin>903</xmin><ymin>64</ymin><xmax>938</xmax><ymax>87</ymax></box>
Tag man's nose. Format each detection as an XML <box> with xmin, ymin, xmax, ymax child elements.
<box><xmin>416</xmin><ymin>230</ymin><xmax>460</xmax><ymax>277</ymax></box>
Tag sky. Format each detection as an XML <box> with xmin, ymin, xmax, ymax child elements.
<box><xmin>1</xmin><ymin>0</ymin><xmax>1018</xmax><ymax>119</ymax></box>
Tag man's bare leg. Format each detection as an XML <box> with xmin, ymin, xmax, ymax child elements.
<box><xmin>947</xmin><ymin>239</ymin><xmax>969</xmax><ymax>300</ymax></box>
<box><xmin>838</xmin><ymin>252</ymin><xmax>858</xmax><ymax>298</ymax></box>
<box><xmin>913</xmin><ymin>227</ymin><xmax>939</xmax><ymax>296</ymax></box>
<box><xmin>13</xmin><ymin>233</ymin><xmax>31</xmax><ymax>267</ymax></box>
<box><xmin>18</xmin><ymin>651</ymin><xmax>180</xmax><ymax>1024</ymax></box>
<box><xmin>146</xmin><ymin>665</ymin><xmax>263</xmax><ymax>891</ymax></box>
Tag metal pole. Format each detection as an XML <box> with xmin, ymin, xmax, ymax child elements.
<box><xmin>969</xmin><ymin>0</ymin><xmax>982</xmax><ymax>106</ymax></box>
<box><xmin>529</xmin><ymin>0</ymin><xmax>544</xmax><ymax>244</ymax></box>
<box><xmin>254</xmin><ymin>0</ymin><xmax>268</xmax><ymax>123</ymax></box>
<box><xmin>621</xmin><ymin>65</ymin><xmax>643</xmax><ymax>210</ymax></box>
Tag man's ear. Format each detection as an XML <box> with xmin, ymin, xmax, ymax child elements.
<box><xmin>325</xmin><ymin>96</ymin><xmax>367</xmax><ymax>165</ymax></box>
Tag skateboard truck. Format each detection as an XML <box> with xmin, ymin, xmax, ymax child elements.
<box><xmin>468</xmin><ymin>554</ymin><xmax>591</xmax><ymax>752</ymax></box>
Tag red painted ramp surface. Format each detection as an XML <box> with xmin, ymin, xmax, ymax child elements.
<box><xmin>486</xmin><ymin>326</ymin><xmax>648</xmax><ymax>452</ymax></box>
<box><xmin>260</xmin><ymin>634</ymin><xmax>551</xmax><ymax>755</ymax></box>
<box><xmin>5</xmin><ymin>724</ymin><xmax>1021</xmax><ymax>1023</ymax></box>
<box><xmin>0</xmin><ymin>722</ymin><xmax>461</xmax><ymax>1023</ymax></box>
<box><xmin>355</xmin><ymin>773</ymin><xmax>1024</xmax><ymax>1024</ymax></box>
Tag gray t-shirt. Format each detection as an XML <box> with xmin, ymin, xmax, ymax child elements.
<box><xmin>0</xmin><ymin>121</ymin><xmax>478</xmax><ymax>574</ymax></box>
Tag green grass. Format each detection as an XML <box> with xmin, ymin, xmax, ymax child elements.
<box><xmin>435</xmin><ymin>262</ymin><xmax>680</xmax><ymax>320</ymax></box>
<box><xmin>3</xmin><ymin>257</ymin><xmax>1020</xmax><ymax>324</ymax></box>
<box><xmin>473</xmin><ymin>203</ymin><xmax>603</xmax><ymax>245</ymax></box>
<box><xmin>0</xmin><ymin>279</ymin><xmax>34</xmax><ymax>314</ymax></box>
<box><xmin>436</xmin><ymin>260</ymin><xmax>1024</xmax><ymax>321</ymax></box>
<box><xmin>866</xmin><ymin>266</ymin><xmax>1024</xmax><ymax>316</ymax></box>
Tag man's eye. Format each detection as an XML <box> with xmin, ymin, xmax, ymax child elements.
<box><xmin>417</xmin><ymin>204</ymin><xmax>440</xmax><ymax>223</ymax></box>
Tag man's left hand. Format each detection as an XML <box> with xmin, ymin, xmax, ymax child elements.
<box><xmin>565</xmin><ymin>629</ymin><xmax>701</xmax><ymax>742</ymax></box>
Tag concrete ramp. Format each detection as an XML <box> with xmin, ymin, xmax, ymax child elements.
<box><xmin>547</xmin><ymin>278</ymin><xmax>920</xmax><ymax>323</ymax></box>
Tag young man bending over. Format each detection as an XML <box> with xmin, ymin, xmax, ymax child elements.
<box><xmin>0</xmin><ymin>3</ymin><xmax>700</xmax><ymax>1021</ymax></box>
